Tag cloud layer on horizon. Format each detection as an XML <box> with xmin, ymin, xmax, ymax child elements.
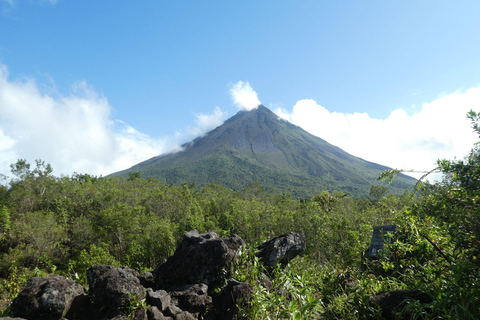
<box><xmin>1</xmin><ymin>66</ymin><xmax>478</xmax><ymax>182</ymax></box>
<box><xmin>0</xmin><ymin>65</ymin><xmax>223</xmax><ymax>178</ymax></box>
<box><xmin>274</xmin><ymin>88</ymin><xmax>480</xmax><ymax>179</ymax></box>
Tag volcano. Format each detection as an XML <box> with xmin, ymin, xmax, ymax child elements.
<box><xmin>111</xmin><ymin>105</ymin><xmax>416</xmax><ymax>198</ymax></box>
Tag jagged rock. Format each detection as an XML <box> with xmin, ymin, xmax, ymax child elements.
<box><xmin>163</xmin><ymin>304</ymin><xmax>183</xmax><ymax>318</ymax></box>
<box><xmin>109</xmin><ymin>312</ymin><xmax>147</xmax><ymax>320</ymax></box>
<box><xmin>369</xmin><ymin>289</ymin><xmax>432</xmax><ymax>319</ymax></box>
<box><xmin>170</xmin><ymin>283</ymin><xmax>212</xmax><ymax>315</ymax></box>
<box><xmin>146</xmin><ymin>288</ymin><xmax>171</xmax><ymax>312</ymax></box>
<box><xmin>139</xmin><ymin>271</ymin><xmax>157</xmax><ymax>289</ymax></box>
<box><xmin>87</xmin><ymin>265</ymin><xmax>146</xmax><ymax>310</ymax></box>
<box><xmin>211</xmin><ymin>279</ymin><xmax>253</xmax><ymax>320</ymax></box>
<box><xmin>132</xmin><ymin>308</ymin><xmax>148</xmax><ymax>320</ymax></box>
<box><xmin>10</xmin><ymin>275</ymin><xmax>84</xmax><ymax>320</ymax></box>
<box><xmin>255</xmin><ymin>232</ymin><xmax>306</xmax><ymax>268</ymax></box>
<box><xmin>154</xmin><ymin>230</ymin><xmax>245</xmax><ymax>285</ymax></box>
<box><xmin>173</xmin><ymin>311</ymin><xmax>196</xmax><ymax>320</ymax></box>
<box><xmin>147</xmin><ymin>306</ymin><xmax>168</xmax><ymax>320</ymax></box>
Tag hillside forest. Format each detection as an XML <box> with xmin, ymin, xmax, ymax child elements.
<box><xmin>0</xmin><ymin>111</ymin><xmax>479</xmax><ymax>319</ymax></box>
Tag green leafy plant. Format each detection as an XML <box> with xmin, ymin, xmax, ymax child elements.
<box><xmin>121</xmin><ymin>293</ymin><xmax>147</xmax><ymax>319</ymax></box>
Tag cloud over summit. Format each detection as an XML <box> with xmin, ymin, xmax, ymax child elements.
<box><xmin>1</xmin><ymin>64</ymin><xmax>478</xmax><ymax>183</ymax></box>
<box><xmin>230</xmin><ymin>81</ymin><xmax>261</xmax><ymax>111</ymax></box>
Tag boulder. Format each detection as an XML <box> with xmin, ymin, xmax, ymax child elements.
<box><xmin>154</xmin><ymin>230</ymin><xmax>245</xmax><ymax>286</ymax></box>
<box><xmin>255</xmin><ymin>232</ymin><xmax>306</xmax><ymax>268</ymax></box>
<box><xmin>108</xmin><ymin>311</ymin><xmax>148</xmax><ymax>320</ymax></box>
<box><xmin>171</xmin><ymin>311</ymin><xmax>196</xmax><ymax>320</ymax></box>
<box><xmin>139</xmin><ymin>271</ymin><xmax>157</xmax><ymax>289</ymax></box>
<box><xmin>170</xmin><ymin>283</ymin><xmax>212</xmax><ymax>315</ymax></box>
<box><xmin>146</xmin><ymin>288</ymin><xmax>171</xmax><ymax>312</ymax></box>
<box><xmin>132</xmin><ymin>308</ymin><xmax>148</xmax><ymax>320</ymax></box>
<box><xmin>369</xmin><ymin>289</ymin><xmax>432</xmax><ymax>320</ymax></box>
<box><xmin>163</xmin><ymin>304</ymin><xmax>183</xmax><ymax>318</ymax></box>
<box><xmin>87</xmin><ymin>265</ymin><xmax>146</xmax><ymax>310</ymax></box>
<box><xmin>211</xmin><ymin>279</ymin><xmax>253</xmax><ymax>320</ymax></box>
<box><xmin>10</xmin><ymin>275</ymin><xmax>84</xmax><ymax>320</ymax></box>
<box><xmin>146</xmin><ymin>306</ymin><xmax>168</xmax><ymax>320</ymax></box>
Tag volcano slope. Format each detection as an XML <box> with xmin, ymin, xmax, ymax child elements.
<box><xmin>111</xmin><ymin>105</ymin><xmax>416</xmax><ymax>198</ymax></box>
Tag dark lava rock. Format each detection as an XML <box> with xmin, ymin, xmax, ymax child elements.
<box><xmin>154</xmin><ymin>230</ymin><xmax>245</xmax><ymax>286</ymax></box>
<box><xmin>146</xmin><ymin>306</ymin><xmax>168</xmax><ymax>320</ymax></box>
<box><xmin>10</xmin><ymin>275</ymin><xmax>84</xmax><ymax>320</ymax></box>
<box><xmin>170</xmin><ymin>283</ymin><xmax>212</xmax><ymax>315</ymax></box>
<box><xmin>87</xmin><ymin>265</ymin><xmax>146</xmax><ymax>310</ymax></box>
<box><xmin>211</xmin><ymin>279</ymin><xmax>253</xmax><ymax>320</ymax></box>
<box><xmin>369</xmin><ymin>289</ymin><xmax>432</xmax><ymax>320</ymax></box>
<box><xmin>139</xmin><ymin>270</ymin><xmax>157</xmax><ymax>289</ymax></box>
<box><xmin>146</xmin><ymin>288</ymin><xmax>171</xmax><ymax>312</ymax></box>
<box><xmin>255</xmin><ymin>232</ymin><xmax>306</xmax><ymax>268</ymax></box>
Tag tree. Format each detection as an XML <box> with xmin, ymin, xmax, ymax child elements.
<box><xmin>380</xmin><ymin>110</ymin><xmax>480</xmax><ymax>319</ymax></box>
<box><xmin>127</xmin><ymin>171</ymin><xmax>142</xmax><ymax>181</ymax></box>
<box><xmin>369</xmin><ymin>185</ymin><xmax>389</xmax><ymax>202</ymax></box>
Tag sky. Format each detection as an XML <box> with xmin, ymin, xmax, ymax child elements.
<box><xmin>1</xmin><ymin>1</ymin><xmax>480</xmax><ymax>181</ymax></box>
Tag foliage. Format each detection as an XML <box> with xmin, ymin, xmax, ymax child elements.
<box><xmin>121</xmin><ymin>293</ymin><xmax>147</xmax><ymax>320</ymax></box>
<box><xmin>0</xmin><ymin>158</ymin><xmax>407</xmax><ymax>314</ymax></box>
<box><xmin>0</xmin><ymin>110</ymin><xmax>479</xmax><ymax>318</ymax></box>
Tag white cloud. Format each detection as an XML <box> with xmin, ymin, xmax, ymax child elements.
<box><xmin>0</xmin><ymin>64</ymin><xmax>220</xmax><ymax>178</ymax></box>
<box><xmin>185</xmin><ymin>106</ymin><xmax>226</xmax><ymax>138</ymax></box>
<box><xmin>3</xmin><ymin>63</ymin><xmax>477</xmax><ymax>185</ymax></box>
<box><xmin>230</xmin><ymin>81</ymin><xmax>261</xmax><ymax>111</ymax></box>
<box><xmin>274</xmin><ymin>88</ymin><xmax>480</xmax><ymax>180</ymax></box>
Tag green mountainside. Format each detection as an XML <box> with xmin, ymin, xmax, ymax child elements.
<box><xmin>111</xmin><ymin>105</ymin><xmax>416</xmax><ymax>198</ymax></box>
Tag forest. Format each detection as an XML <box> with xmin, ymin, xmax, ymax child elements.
<box><xmin>0</xmin><ymin>111</ymin><xmax>479</xmax><ymax>319</ymax></box>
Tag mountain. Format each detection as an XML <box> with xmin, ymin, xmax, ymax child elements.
<box><xmin>111</xmin><ymin>105</ymin><xmax>416</xmax><ymax>198</ymax></box>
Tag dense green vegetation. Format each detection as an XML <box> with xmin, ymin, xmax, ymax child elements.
<box><xmin>1</xmin><ymin>111</ymin><xmax>479</xmax><ymax>319</ymax></box>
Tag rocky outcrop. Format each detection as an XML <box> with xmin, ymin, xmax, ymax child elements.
<box><xmin>9</xmin><ymin>275</ymin><xmax>83</xmax><ymax>320</ymax></box>
<box><xmin>255</xmin><ymin>231</ymin><xmax>306</xmax><ymax>268</ymax></box>
<box><xmin>8</xmin><ymin>230</ymin><xmax>305</xmax><ymax>320</ymax></box>
<box><xmin>87</xmin><ymin>265</ymin><xmax>146</xmax><ymax>310</ymax></box>
<box><xmin>154</xmin><ymin>230</ymin><xmax>245</xmax><ymax>286</ymax></box>
<box><xmin>170</xmin><ymin>283</ymin><xmax>212</xmax><ymax>316</ymax></box>
<box><xmin>146</xmin><ymin>288</ymin><xmax>171</xmax><ymax>312</ymax></box>
<box><xmin>208</xmin><ymin>279</ymin><xmax>254</xmax><ymax>320</ymax></box>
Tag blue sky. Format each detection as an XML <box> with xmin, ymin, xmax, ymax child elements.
<box><xmin>1</xmin><ymin>1</ymin><xmax>479</xmax><ymax>179</ymax></box>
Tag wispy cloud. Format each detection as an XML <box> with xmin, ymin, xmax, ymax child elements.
<box><xmin>0</xmin><ymin>0</ymin><xmax>15</xmax><ymax>12</ymax></box>
<box><xmin>0</xmin><ymin>64</ymin><xmax>222</xmax><ymax>177</ymax></box>
<box><xmin>274</xmin><ymin>88</ymin><xmax>480</xmax><ymax>179</ymax></box>
<box><xmin>185</xmin><ymin>106</ymin><xmax>226</xmax><ymax>138</ymax></box>
<box><xmin>230</xmin><ymin>81</ymin><xmax>261</xmax><ymax>111</ymax></box>
<box><xmin>1</xmin><ymin>0</ymin><xmax>59</xmax><ymax>12</ymax></box>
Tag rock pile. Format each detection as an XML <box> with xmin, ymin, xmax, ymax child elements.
<box><xmin>4</xmin><ymin>230</ymin><xmax>306</xmax><ymax>320</ymax></box>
